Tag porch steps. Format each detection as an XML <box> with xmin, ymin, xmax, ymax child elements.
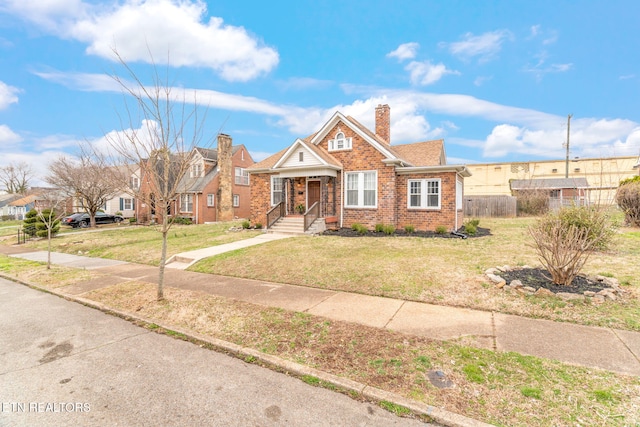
<box><xmin>267</xmin><ymin>216</ymin><xmax>325</xmax><ymax>235</ymax></box>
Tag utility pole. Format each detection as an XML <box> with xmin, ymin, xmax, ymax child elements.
<box><xmin>565</xmin><ymin>114</ymin><xmax>572</xmax><ymax>178</ymax></box>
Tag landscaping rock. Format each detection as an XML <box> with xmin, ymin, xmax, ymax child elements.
<box><xmin>509</xmin><ymin>280</ymin><xmax>523</xmax><ymax>289</ymax></box>
<box><xmin>534</xmin><ymin>287</ymin><xmax>554</xmax><ymax>297</ymax></box>
<box><xmin>556</xmin><ymin>292</ymin><xmax>585</xmax><ymax>301</ymax></box>
<box><xmin>523</xmin><ymin>286</ymin><xmax>536</xmax><ymax>293</ymax></box>
<box><xmin>487</xmin><ymin>274</ymin><xmax>506</xmax><ymax>285</ymax></box>
<box><xmin>584</xmin><ymin>291</ymin><xmax>596</xmax><ymax>297</ymax></box>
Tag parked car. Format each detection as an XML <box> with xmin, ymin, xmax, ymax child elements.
<box><xmin>62</xmin><ymin>212</ymin><xmax>124</xmax><ymax>228</ymax></box>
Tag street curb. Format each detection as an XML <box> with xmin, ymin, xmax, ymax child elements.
<box><xmin>0</xmin><ymin>272</ymin><xmax>494</xmax><ymax>427</ymax></box>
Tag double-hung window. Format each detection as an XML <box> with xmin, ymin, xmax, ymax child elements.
<box><xmin>408</xmin><ymin>179</ymin><xmax>441</xmax><ymax>209</ymax></box>
<box><xmin>235</xmin><ymin>167</ymin><xmax>249</xmax><ymax>185</ymax></box>
<box><xmin>207</xmin><ymin>194</ymin><xmax>215</xmax><ymax>207</ymax></box>
<box><xmin>271</xmin><ymin>176</ymin><xmax>284</xmax><ymax>206</ymax></box>
<box><xmin>181</xmin><ymin>194</ymin><xmax>193</xmax><ymax>212</ymax></box>
<box><xmin>345</xmin><ymin>171</ymin><xmax>377</xmax><ymax>208</ymax></box>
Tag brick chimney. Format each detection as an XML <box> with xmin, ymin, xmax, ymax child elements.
<box><xmin>375</xmin><ymin>104</ymin><xmax>390</xmax><ymax>144</ymax></box>
<box><xmin>217</xmin><ymin>133</ymin><xmax>234</xmax><ymax>221</ymax></box>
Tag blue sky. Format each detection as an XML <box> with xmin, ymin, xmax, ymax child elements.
<box><xmin>1</xmin><ymin>0</ymin><xmax>639</xmax><ymax>182</ymax></box>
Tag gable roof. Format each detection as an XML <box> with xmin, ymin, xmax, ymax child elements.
<box><xmin>194</xmin><ymin>145</ymin><xmax>242</xmax><ymax>162</ymax></box>
<box><xmin>510</xmin><ymin>178</ymin><xmax>590</xmax><ymax>190</ymax></box>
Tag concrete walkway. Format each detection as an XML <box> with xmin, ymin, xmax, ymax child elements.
<box><xmin>2</xmin><ymin>245</ymin><xmax>640</xmax><ymax>377</ymax></box>
<box><xmin>164</xmin><ymin>232</ymin><xmax>295</xmax><ymax>269</ymax></box>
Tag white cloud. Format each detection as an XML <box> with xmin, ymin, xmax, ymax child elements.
<box><xmin>275</xmin><ymin>77</ymin><xmax>334</xmax><ymax>91</ymax></box>
<box><xmin>387</xmin><ymin>42</ymin><xmax>420</xmax><ymax>61</ymax></box>
<box><xmin>473</xmin><ymin>75</ymin><xmax>492</xmax><ymax>86</ymax></box>
<box><xmin>0</xmin><ymin>81</ymin><xmax>20</xmax><ymax>110</ymax></box>
<box><xmin>5</xmin><ymin>0</ymin><xmax>279</xmax><ymax>82</ymax></box>
<box><xmin>405</xmin><ymin>61</ymin><xmax>460</xmax><ymax>86</ymax></box>
<box><xmin>443</xmin><ymin>30</ymin><xmax>512</xmax><ymax>62</ymax></box>
<box><xmin>0</xmin><ymin>124</ymin><xmax>22</xmax><ymax>146</ymax></box>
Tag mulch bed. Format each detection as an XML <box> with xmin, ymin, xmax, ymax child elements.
<box><xmin>497</xmin><ymin>267</ymin><xmax>609</xmax><ymax>295</ymax></box>
<box><xmin>322</xmin><ymin>226</ymin><xmax>492</xmax><ymax>238</ymax></box>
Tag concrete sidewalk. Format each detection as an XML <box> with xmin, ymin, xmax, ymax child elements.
<box><xmin>3</xmin><ymin>246</ymin><xmax>640</xmax><ymax>377</ymax></box>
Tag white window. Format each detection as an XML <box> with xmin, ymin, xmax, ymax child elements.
<box><xmin>271</xmin><ymin>176</ymin><xmax>284</xmax><ymax>206</ymax></box>
<box><xmin>345</xmin><ymin>171</ymin><xmax>377</xmax><ymax>208</ymax></box>
<box><xmin>233</xmin><ymin>194</ymin><xmax>240</xmax><ymax>207</ymax></box>
<box><xmin>181</xmin><ymin>194</ymin><xmax>193</xmax><ymax>212</ymax></box>
<box><xmin>456</xmin><ymin>179</ymin><xmax>463</xmax><ymax>210</ymax></box>
<box><xmin>408</xmin><ymin>179</ymin><xmax>441</xmax><ymax>209</ymax></box>
<box><xmin>235</xmin><ymin>167</ymin><xmax>249</xmax><ymax>185</ymax></box>
<box><xmin>120</xmin><ymin>198</ymin><xmax>134</xmax><ymax>210</ymax></box>
<box><xmin>130</xmin><ymin>176</ymin><xmax>139</xmax><ymax>190</ymax></box>
<box><xmin>328</xmin><ymin>132</ymin><xmax>352</xmax><ymax>151</ymax></box>
<box><xmin>192</xmin><ymin>163</ymin><xmax>203</xmax><ymax>177</ymax></box>
<box><xmin>207</xmin><ymin>194</ymin><xmax>215</xmax><ymax>207</ymax></box>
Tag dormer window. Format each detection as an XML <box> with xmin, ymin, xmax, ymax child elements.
<box><xmin>329</xmin><ymin>132</ymin><xmax>352</xmax><ymax>151</ymax></box>
<box><xmin>192</xmin><ymin>162</ymin><xmax>203</xmax><ymax>177</ymax></box>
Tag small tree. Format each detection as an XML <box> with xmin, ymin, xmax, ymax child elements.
<box><xmin>616</xmin><ymin>176</ymin><xmax>640</xmax><ymax>226</ymax></box>
<box><xmin>35</xmin><ymin>209</ymin><xmax>61</xmax><ymax>239</ymax></box>
<box><xmin>0</xmin><ymin>161</ymin><xmax>33</xmax><ymax>194</ymax></box>
<box><xmin>23</xmin><ymin>209</ymin><xmax>38</xmax><ymax>238</ymax></box>
<box><xmin>529</xmin><ymin>206</ymin><xmax>614</xmax><ymax>285</ymax></box>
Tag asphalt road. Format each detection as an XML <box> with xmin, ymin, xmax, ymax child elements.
<box><xmin>0</xmin><ymin>278</ymin><xmax>431</xmax><ymax>427</ymax></box>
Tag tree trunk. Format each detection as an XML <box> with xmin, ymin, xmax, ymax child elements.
<box><xmin>47</xmin><ymin>228</ymin><xmax>52</xmax><ymax>270</ymax></box>
<box><xmin>158</xmin><ymin>228</ymin><xmax>167</xmax><ymax>300</ymax></box>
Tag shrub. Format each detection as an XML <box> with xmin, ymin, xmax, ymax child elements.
<box><xmin>351</xmin><ymin>223</ymin><xmax>367</xmax><ymax>235</ymax></box>
<box><xmin>35</xmin><ymin>209</ymin><xmax>61</xmax><ymax>238</ymax></box>
<box><xmin>404</xmin><ymin>224</ymin><xmax>415</xmax><ymax>234</ymax></box>
<box><xmin>170</xmin><ymin>216</ymin><xmax>192</xmax><ymax>225</ymax></box>
<box><xmin>23</xmin><ymin>209</ymin><xmax>38</xmax><ymax>237</ymax></box>
<box><xmin>529</xmin><ymin>206</ymin><xmax>615</xmax><ymax>285</ymax></box>
<box><xmin>516</xmin><ymin>189</ymin><xmax>549</xmax><ymax>216</ymax></box>
<box><xmin>129</xmin><ymin>217</ymin><xmax>137</xmax><ymax>223</ymax></box>
<box><xmin>435</xmin><ymin>225</ymin><xmax>447</xmax><ymax>234</ymax></box>
<box><xmin>464</xmin><ymin>223</ymin><xmax>477</xmax><ymax>235</ymax></box>
<box><xmin>616</xmin><ymin>176</ymin><xmax>640</xmax><ymax>226</ymax></box>
<box><xmin>467</xmin><ymin>218</ymin><xmax>480</xmax><ymax>227</ymax></box>
<box><xmin>254</xmin><ymin>223</ymin><xmax>262</xmax><ymax>229</ymax></box>
<box><xmin>374</xmin><ymin>223</ymin><xmax>384</xmax><ymax>233</ymax></box>
<box><xmin>382</xmin><ymin>225</ymin><xmax>395</xmax><ymax>235</ymax></box>
<box><xmin>241</xmin><ymin>220</ymin><xmax>251</xmax><ymax>229</ymax></box>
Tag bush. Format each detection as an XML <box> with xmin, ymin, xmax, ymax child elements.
<box><xmin>516</xmin><ymin>189</ymin><xmax>549</xmax><ymax>216</ymax></box>
<box><xmin>616</xmin><ymin>176</ymin><xmax>640</xmax><ymax>226</ymax></box>
<box><xmin>435</xmin><ymin>225</ymin><xmax>447</xmax><ymax>234</ymax></box>
<box><xmin>170</xmin><ymin>216</ymin><xmax>192</xmax><ymax>225</ymax></box>
<box><xmin>555</xmin><ymin>205</ymin><xmax>615</xmax><ymax>250</ymax></box>
<box><xmin>23</xmin><ymin>209</ymin><xmax>38</xmax><ymax>237</ymax></box>
<box><xmin>467</xmin><ymin>218</ymin><xmax>480</xmax><ymax>227</ymax></box>
<box><xmin>241</xmin><ymin>220</ymin><xmax>251</xmax><ymax>229</ymax></box>
<box><xmin>529</xmin><ymin>206</ymin><xmax>615</xmax><ymax>285</ymax></box>
<box><xmin>255</xmin><ymin>223</ymin><xmax>262</xmax><ymax>229</ymax></box>
<box><xmin>404</xmin><ymin>224</ymin><xmax>415</xmax><ymax>234</ymax></box>
<box><xmin>35</xmin><ymin>209</ymin><xmax>61</xmax><ymax>238</ymax></box>
<box><xmin>374</xmin><ymin>223</ymin><xmax>384</xmax><ymax>233</ymax></box>
<box><xmin>351</xmin><ymin>223</ymin><xmax>368</xmax><ymax>235</ymax></box>
<box><xmin>382</xmin><ymin>225</ymin><xmax>395</xmax><ymax>235</ymax></box>
<box><xmin>129</xmin><ymin>217</ymin><xmax>137</xmax><ymax>223</ymax></box>
<box><xmin>464</xmin><ymin>223</ymin><xmax>477</xmax><ymax>235</ymax></box>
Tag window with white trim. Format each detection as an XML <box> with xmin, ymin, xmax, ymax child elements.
<box><xmin>120</xmin><ymin>197</ymin><xmax>134</xmax><ymax>211</ymax></box>
<box><xmin>271</xmin><ymin>176</ymin><xmax>283</xmax><ymax>206</ymax></box>
<box><xmin>192</xmin><ymin>163</ymin><xmax>203</xmax><ymax>178</ymax></box>
<box><xmin>235</xmin><ymin>167</ymin><xmax>249</xmax><ymax>185</ymax></box>
<box><xmin>328</xmin><ymin>131</ymin><xmax>352</xmax><ymax>151</ymax></box>
<box><xmin>233</xmin><ymin>194</ymin><xmax>240</xmax><ymax>207</ymax></box>
<box><xmin>345</xmin><ymin>171</ymin><xmax>377</xmax><ymax>208</ymax></box>
<box><xmin>181</xmin><ymin>194</ymin><xmax>193</xmax><ymax>212</ymax></box>
<box><xmin>207</xmin><ymin>194</ymin><xmax>215</xmax><ymax>207</ymax></box>
<box><xmin>130</xmin><ymin>176</ymin><xmax>139</xmax><ymax>190</ymax></box>
<box><xmin>408</xmin><ymin>179</ymin><xmax>441</xmax><ymax>209</ymax></box>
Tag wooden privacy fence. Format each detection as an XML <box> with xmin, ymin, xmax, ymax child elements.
<box><xmin>464</xmin><ymin>195</ymin><xmax>517</xmax><ymax>218</ymax></box>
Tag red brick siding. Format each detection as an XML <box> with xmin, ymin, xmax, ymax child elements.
<box><xmin>396</xmin><ymin>172</ymin><xmax>461</xmax><ymax>231</ymax></box>
<box><xmin>250</xmin><ymin>173</ymin><xmax>272</xmax><ymax>227</ymax></box>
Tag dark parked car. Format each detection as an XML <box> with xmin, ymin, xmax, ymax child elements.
<box><xmin>63</xmin><ymin>212</ymin><xmax>124</xmax><ymax>228</ymax></box>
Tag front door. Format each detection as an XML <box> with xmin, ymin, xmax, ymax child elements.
<box><xmin>308</xmin><ymin>180</ymin><xmax>320</xmax><ymax>211</ymax></box>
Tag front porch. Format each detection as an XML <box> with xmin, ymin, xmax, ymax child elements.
<box><xmin>266</xmin><ymin>176</ymin><xmax>338</xmax><ymax>234</ymax></box>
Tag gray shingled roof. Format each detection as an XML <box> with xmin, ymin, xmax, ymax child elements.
<box><xmin>510</xmin><ymin>178</ymin><xmax>589</xmax><ymax>190</ymax></box>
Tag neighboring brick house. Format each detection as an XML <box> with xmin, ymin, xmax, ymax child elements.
<box><xmin>248</xmin><ymin>105</ymin><xmax>471</xmax><ymax>232</ymax></box>
<box><xmin>136</xmin><ymin>134</ymin><xmax>254</xmax><ymax>224</ymax></box>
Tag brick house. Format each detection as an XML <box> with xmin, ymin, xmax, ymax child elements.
<box><xmin>247</xmin><ymin>105</ymin><xmax>471</xmax><ymax>232</ymax></box>
<box><xmin>136</xmin><ymin>134</ymin><xmax>254</xmax><ymax>224</ymax></box>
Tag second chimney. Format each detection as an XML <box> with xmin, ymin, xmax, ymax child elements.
<box><xmin>375</xmin><ymin>104</ymin><xmax>390</xmax><ymax>144</ymax></box>
<box><xmin>217</xmin><ymin>133</ymin><xmax>234</xmax><ymax>222</ymax></box>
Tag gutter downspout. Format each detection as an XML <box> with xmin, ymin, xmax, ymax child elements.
<box><xmin>340</xmin><ymin>169</ymin><xmax>344</xmax><ymax>228</ymax></box>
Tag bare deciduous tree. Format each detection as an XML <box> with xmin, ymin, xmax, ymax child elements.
<box><xmin>46</xmin><ymin>153</ymin><xmax>120</xmax><ymax>228</ymax></box>
<box><xmin>101</xmin><ymin>49</ymin><xmax>211</xmax><ymax>300</ymax></box>
<box><xmin>33</xmin><ymin>188</ymin><xmax>70</xmax><ymax>269</ymax></box>
<box><xmin>0</xmin><ymin>161</ymin><xmax>33</xmax><ymax>194</ymax></box>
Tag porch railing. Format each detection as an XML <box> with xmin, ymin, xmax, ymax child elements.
<box><xmin>266</xmin><ymin>201</ymin><xmax>285</xmax><ymax>229</ymax></box>
<box><xmin>303</xmin><ymin>201</ymin><xmax>319</xmax><ymax>232</ymax></box>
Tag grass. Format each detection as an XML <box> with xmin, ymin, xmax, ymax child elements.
<box><xmin>190</xmin><ymin>217</ymin><xmax>640</xmax><ymax>331</ymax></box>
<box><xmin>11</xmin><ymin>221</ymin><xmax>260</xmax><ymax>265</ymax></box>
<box><xmin>1</xmin><ymin>254</ymin><xmax>639</xmax><ymax>426</ymax></box>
